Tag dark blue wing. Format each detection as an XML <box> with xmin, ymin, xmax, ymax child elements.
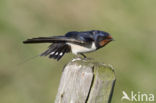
<box><xmin>65</xmin><ymin>31</ymin><xmax>94</xmax><ymax>43</ymax></box>
<box><xmin>23</xmin><ymin>31</ymin><xmax>95</xmax><ymax>44</ymax></box>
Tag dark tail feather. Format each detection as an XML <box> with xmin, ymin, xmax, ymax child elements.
<box><xmin>41</xmin><ymin>43</ymin><xmax>70</xmax><ymax>61</ymax></box>
<box><xmin>56</xmin><ymin>46</ymin><xmax>69</xmax><ymax>60</ymax></box>
<box><xmin>40</xmin><ymin>44</ymin><xmax>57</xmax><ymax>56</ymax></box>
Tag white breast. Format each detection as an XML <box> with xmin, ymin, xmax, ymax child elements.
<box><xmin>67</xmin><ymin>42</ymin><xmax>96</xmax><ymax>55</ymax></box>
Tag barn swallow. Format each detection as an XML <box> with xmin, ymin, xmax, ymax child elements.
<box><xmin>23</xmin><ymin>30</ymin><xmax>113</xmax><ymax>61</ymax></box>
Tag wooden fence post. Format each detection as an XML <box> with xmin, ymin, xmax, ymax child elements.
<box><xmin>55</xmin><ymin>58</ymin><xmax>116</xmax><ymax>103</ymax></box>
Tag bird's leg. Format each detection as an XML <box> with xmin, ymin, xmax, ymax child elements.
<box><xmin>80</xmin><ymin>53</ymin><xmax>94</xmax><ymax>60</ymax></box>
<box><xmin>80</xmin><ymin>53</ymin><xmax>87</xmax><ymax>58</ymax></box>
<box><xmin>72</xmin><ymin>54</ymin><xmax>83</xmax><ymax>61</ymax></box>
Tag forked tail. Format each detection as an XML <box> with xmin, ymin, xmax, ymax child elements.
<box><xmin>41</xmin><ymin>43</ymin><xmax>71</xmax><ymax>61</ymax></box>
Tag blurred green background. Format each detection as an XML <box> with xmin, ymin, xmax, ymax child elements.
<box><xmin>0</xmin><ymin>0</ymin><xmax>156</xmax><ymax>103</ymax></box>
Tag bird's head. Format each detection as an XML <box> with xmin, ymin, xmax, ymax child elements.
<box><xmin>91</xmin><ymin>30</ymin><xmax>114</xmax><ymax>48</ymax></box>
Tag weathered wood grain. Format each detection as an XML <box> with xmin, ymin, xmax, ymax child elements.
<box><xmin>55</xmin><ymin>58</ymin><xmax>116</xmax><ymax>103</ymax></box>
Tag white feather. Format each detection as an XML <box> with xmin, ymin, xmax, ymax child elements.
<box><xmin>60</xmin><ymin>52</ymin><xmax>63</xmax><ymax>56</ymax></box>
<box><xmin>50</xmin><ymin>52</ymin><xmax>55</xmax><ymax>54</ymax></box>
<box><xmin>55</xmin><ymin>52</ymin><xmax>58</xmax><ymax>55</ymax></box>
<box><xmin>67</xmin><ymin>42</ymin><xmax>96</xmax><ymax>55</ymax></box>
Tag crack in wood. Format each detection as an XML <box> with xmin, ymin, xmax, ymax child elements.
<box><xmin>85</xmin><ymin>66</ymin><xmax>95</xmax><ymax>103</ymax></box>
<box><xmin>108</xmin><ymin>80</ymin><xmax>116</xmax><ymax>103</ymax></box>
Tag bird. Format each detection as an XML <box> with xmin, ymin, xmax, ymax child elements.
<box><xmin>23</xmin><ymin>30</ymin><xmax>114</xmax><ymax>61</ymax></box>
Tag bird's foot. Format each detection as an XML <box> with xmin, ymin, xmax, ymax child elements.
<box><xmin>73</xmin><ymin>56</ymin><xmax>93</xmax><ymax>61</ymax></box>
<box><xmin>72</xmin><ymin>53</ymin><xmax>94</xmax><ymax>62</ymax></box>
<box><xmin>72</xmin><ymin>56</ymin><xmax>83</xmax><ymax>61</ymax></box>
<box><xmin>83</xmin><ymin>57</ymin><xmax>93</xmax><ymax>60</ymax></box>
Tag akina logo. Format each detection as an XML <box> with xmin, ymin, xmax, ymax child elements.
<box><xmin>121</xmin><ymin>91</ymin><xmax>154</xmax><ymax>102</ymax></box>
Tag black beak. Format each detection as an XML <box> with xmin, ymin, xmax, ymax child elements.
<box><xmin>111</xmin><ymin>38</ymin><xmax>115</xmax><ymax>41</ymax></box>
